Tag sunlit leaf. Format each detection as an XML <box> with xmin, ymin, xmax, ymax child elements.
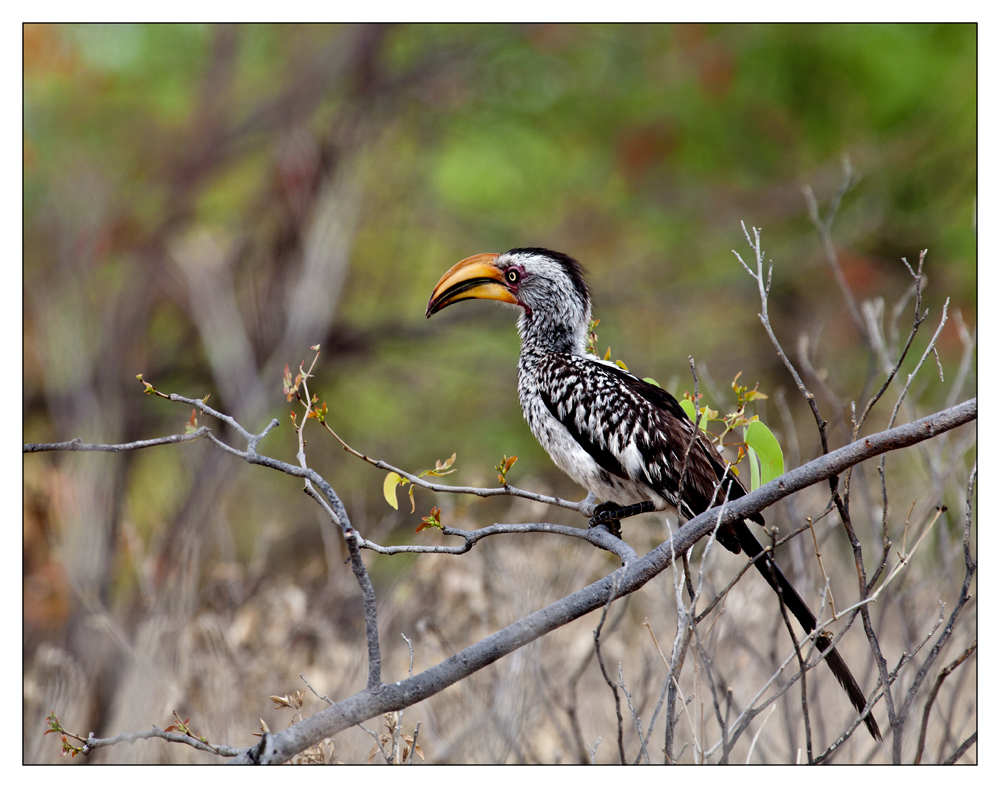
<box><xmin>745</xmin><ymin>421</ymin><xmax>784</xmax><ymax>487</ymax></box>
<box><xmin>383</xmin><ymin>472</ymin><xmax>405</xmax><ymax>509</ymax></box>
<box><xmin>748</xmin><ymin>445</ymin><xmax>761</xmax><ymax>491</ymax></box>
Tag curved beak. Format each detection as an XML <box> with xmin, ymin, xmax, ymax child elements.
<box><xmin>425</xmin><ymin>253</ymin><xmax>516</xmax><ymax>317</ymax></box>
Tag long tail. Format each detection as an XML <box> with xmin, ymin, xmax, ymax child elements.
<box><xmin>732</xmin><ymin>520</ymin><xmax>882</xmax><ymax>741</ymax></box>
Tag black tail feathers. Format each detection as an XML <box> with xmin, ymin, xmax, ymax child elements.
<box><xmin>733</xmin><ymin>520</ymin><xmax>882</xmax><ymax>742</ymax></box>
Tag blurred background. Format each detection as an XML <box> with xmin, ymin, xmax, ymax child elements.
<box><xmin>24</xmin><ymin>24</ymin><xmax>976</xmax><ymax>764</ymax></box>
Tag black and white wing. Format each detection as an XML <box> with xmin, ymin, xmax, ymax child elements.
<box><xmin>532</xmin><ymin>353</ymin><xmax>762</xmax><ymax>553</ymax></box>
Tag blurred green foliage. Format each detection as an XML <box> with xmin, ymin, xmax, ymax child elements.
<box><xmin>24</xmin><ymin>22</ymin><xmax>975</xmax><ymax>645</ymax></box>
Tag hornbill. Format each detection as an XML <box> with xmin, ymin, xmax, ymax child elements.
<box><xmin>426</xmin><ymin>247</ymin><xmax>881</xmax><ymax>741</ymax></box>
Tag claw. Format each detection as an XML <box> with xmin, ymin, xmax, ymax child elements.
<box><xmin>588</xmin><ymin>501</ymin><xmax>626</xmax><ymax>537</ymax></box>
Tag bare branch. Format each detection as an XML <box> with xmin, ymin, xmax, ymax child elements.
<box><xmin>889</xmin><ymin>463</ymin><xmax>977</xmax><ymax>762</ymax></box>
<box><xmin>228</xmin><ymin>399</ymin><xmax>975</xmax><ymax>764</ymax></box>
<box><xmin>70</xmin><ymin>723</ymin><xmax>241</xmax><ymax>759</ymax></box>
<box><xmin>942</xmin><ymin>732</ymin><xmax>977</xmax><ymax>765</ymax></box>
<box><xmin>593</xmin><ymin>574</ymin><xmax>626</xmax><ymax>764</ymax></box>
<box><xmin>321</xmin><ymin>422</ymin><xmax>596</xmax><ymax>515</ymax></box>
<box><xmin>28</xmin><ymin>377</ymin><xmax>974</xmax><ymax>765</ymax></box>
<box><xmin>886</xmin><ymin>298</ymin><xmax>949</xmax><ymax>431</ymax></box>
<box><xmin>355</xmin><ymin>520</ymin><xmax>637</xmax><ymax>564</ymax></box>
<box><xmin>914</xmin><ymin>641</ymin><xmax>976</xmax><ymax>765</ymax></box>
<box><xmin>945</xmin><ymin>309</ymin><xmax>976</xmax><ymax>408</ymax></box>
<box><xmin>619</xmin><ymin>664</ymin><xmax>647</xmax><ymax>764</ymax></box>
<box><xmin>299</xmin><ymin>674</ymin><xmax>334</xmax><ymax>706</ymax></box>
<box><xmin>24</xmin><ymin>427</ymin><xmax>209</xmax><ymax>453</ymax></box>
<box><xmin>297</xmin><ymin>364</ymin><xmax>382</xmax><ymax>691</ymax></box>
<box><xmin>735</xmin><ymin>223</ymin><xmax>831</xmax><ymax>454</ymax></box>
<box><xmin>803</xmin><ymin>156</ymin><xmax>868</xmax><ymax>342</ymax></box>
<box><xmin>856</xmin><ymin>253</ymin><xmax>928</xmax><ymax>434</ymax></box>
<box><xmin>767</xmin><ymin>527</ymin><xmax>814</xmax><ymax>763</ymax></box>
<box><xmin>744</xmin><ymin>704</ymin><xmax>779</xmax><ymax>764</ymax></box>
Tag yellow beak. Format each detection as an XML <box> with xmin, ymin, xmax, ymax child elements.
<box><xmin>425</xmin><ymin>253</ymin><xmax>517</xmax><ymax>317</ymax></box>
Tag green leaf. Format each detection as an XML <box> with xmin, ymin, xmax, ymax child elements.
<box><xmin>383</xmin><ymin>472</ymin><xmax>404</xmax><ymax>509</ymax></box>
<box><xmin>745</xmin><ymin>421</ymin><xmax>784</xmax><ymax>487</ymax></box>
<box><xmin>748</xmin><ymin>445</ymin><xmax>761</xmax><ymax>491</ymax></box>
<box><xmin>642</xmin><ymin>377</ymin><xmax>660</xmax><ymax>388</ymax></box>
<box><xmin>680</xmin><ymin>399</ymin><xmax>711</xmax><ymax>432</ymax></box>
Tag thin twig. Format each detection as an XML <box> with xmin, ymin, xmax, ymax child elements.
<box><xmin>619</xmin><ymin>664</ymin><xmax>648</xmax><ymax>764</ymax></box>
<box><xmin>594</xmin><ymin>572</ymin><xmax>626</xmax><ymax>764</ymax></box>
<box><xmin>322</xmin><ymin>423</ymin><xmax>595</xmax><ymax>515</ymax></box>
<box><xmin>803</xmin><ymin>156</ymin><xmax>868</xmax><ymax>342</ymax></box>
<box><xmin>945</xmin><ymin>309</ymin><xmax>976</xmax><ymax>409</ymax></box>
<box><xmin>942</xmin><ymin>732</ymin><xmax>976</xmax><ymax>765</ymax></box>
<box><xmin>886</xmin><ymin>298</ymin><xmax>950</xmax><ymax>431</ymax></box>
<box><xmin>405</xmin><ymin>721</ymin><xmax>421</xmax><ymax>765</ymax></box>
<box><xmin>735</xmin><ymin>223</ymin><xmax>831</xmax><ymax>454</ymax></box>
<box><xmin>354</xmin><ymin>520</ymin><xmax>636</xmax><ymax>564</ymax></box>
<box><xmin>744</xmin><ymin>704</ymin><xmax>779</xmax><ymax>764</ymax></box>
<box><xmin>358</xmin><ymin>721</ymin><xmax>391</xmax><ymax>764</ymax></box>
<box><xmin>855</xmin><ymin>252</ymin><xmax>927</xmax><ymax>435</ymax></box>
<box><xmin>767</xmin><ymin>528</ymin><xmax>814</xmax><ymax>763</ymax></box>
<box><xmin>299</xmin><ymin>673</ymin><xmax>334</xmax><ymax>706</ymax></box>
<box><xmin>889</xmin><ymin>463</ymin><xmax>977</xmax><ymax>763</ymax></box>
<box><xmin>297</xmin><ymin>361</ymin><xmax>383</xmax><ymax>691</ymax></box>
<box><xmin>24</xmin><ymin>427</ymin><xmax>210</xmax><ymax>453</ymax></box>
<box><xmin>401</xmin><ymin>633</ymin><xmax>415</xmax><ymax>677</ymax></box>
<box><xmin>914</xmin><ymin>641</ymin><xmax>976</xmax><ymax>764</ymax></box>
<box><xmin>69</xmin><ymin>724</ymin><xmax>241</xmax><ymax>759</ymax></box>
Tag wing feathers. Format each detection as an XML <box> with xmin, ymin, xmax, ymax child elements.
<box><xmin>536</xmin><ymin>354</ymin><xmax>763</xmax><ymax>546</ymax></box>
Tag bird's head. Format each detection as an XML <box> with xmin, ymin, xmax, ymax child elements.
<box><xmin>426</xmin><ymin>248</ymin><xmax>592</xmax><ymax>353</ymax></box>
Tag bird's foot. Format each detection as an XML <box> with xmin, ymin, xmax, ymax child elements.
<box><xmin>588</xmin><ymin>500</ymin><xmax>656</xmax><ymax>537</ymax></box>
<box><xmin>588</xmin><ymin>502</ymin><xmax>623</xmax><ymax>538</ymax></box>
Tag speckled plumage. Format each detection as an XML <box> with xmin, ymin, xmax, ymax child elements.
<box><xmin>500</xmin><ymin>248</ymin><xmax>757</xmax><ymax>553</ymax></box>
<box><xmin>429</xmin><ymin>246</ymin><xmax>880</xmax><ymax>740</ymax></box>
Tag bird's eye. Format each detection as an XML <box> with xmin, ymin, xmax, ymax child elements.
<box><xmin>506</xmin><ymin>269</ymin><xmax>520</xmax><ymax>284</ymax></box>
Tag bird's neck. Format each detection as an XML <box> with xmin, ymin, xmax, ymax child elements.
<box><xmin>516</xmin><ymin>306</ymin><xmax>590</xmax><ymax>363</ymax></box>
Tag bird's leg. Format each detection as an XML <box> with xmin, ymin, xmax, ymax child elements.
<box><xmin>588</xmin><ymin>502</ymin><xmax>623</xmax><ymax>538</ymax></box>
<box><xmin>588</xmin><ymin>500</ymin><xmax>656</xmax><ymax>537</ymax></box>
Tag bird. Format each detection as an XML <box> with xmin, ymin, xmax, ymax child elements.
<box><xmin>425</xmin><ymin>247</ymin><xmax>881</xmax><ymax>742</ymax></box>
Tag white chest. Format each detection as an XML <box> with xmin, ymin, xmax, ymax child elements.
<box><xmin>516</xmin><ymin>364</ymin><xmax>668</xmax><ymax>509</ymax></box>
